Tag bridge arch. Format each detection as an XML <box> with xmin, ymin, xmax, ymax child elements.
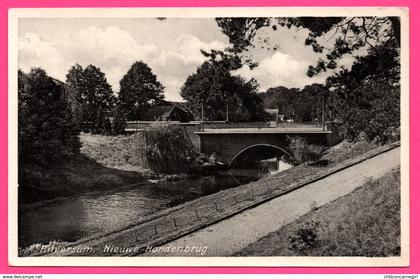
<box><xmin>228</xmin><ymin>143</ymin><xmax>293</xmax><ymax>167</ymax></box>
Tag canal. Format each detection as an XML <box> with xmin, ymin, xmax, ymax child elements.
<box><xmin>18</xmin><ymin>159</ymin><xmax>292</xmax><ymax>248</ymax></box>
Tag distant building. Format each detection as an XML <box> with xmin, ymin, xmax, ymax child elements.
<box><xmin>143</xmin><ymin>101</ymin><xmax>193</xmax><ymax>122</ymax></box>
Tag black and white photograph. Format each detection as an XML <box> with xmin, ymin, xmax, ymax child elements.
<box><xmin>9</xmin><ymin>7</ymin><xmax>409</xmax><ymax>266</ymax></box>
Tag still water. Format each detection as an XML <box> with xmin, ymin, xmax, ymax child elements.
<box><xmin>18</xmin><ymin>160</ymin><xmax>292</xmax><ymax>248</ymax></box>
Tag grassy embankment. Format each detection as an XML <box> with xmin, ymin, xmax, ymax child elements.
<box><xmin>80</xmin><ymin>133</ymin><xmax>153</xmax><ymax>174</ymax></box>
<box><xmin>19</xmin><ymin>133</ymin><xmax>147</xmax><ymax>204</ymax></box>
<box><xmin>20</xmin><ymin>126</ymin><xmax>205</xmax><ymax>204</ymax></box>
<box><xmin>236</xmin><ymin>168</ymin><xmax>400</xmax><ymax>257</ymax></box>
<box><xmin>320</xmin><ymin>139</ymin><xmax>380</xmax><ymax>164</ymax></box>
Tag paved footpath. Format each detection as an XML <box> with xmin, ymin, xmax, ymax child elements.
<box><xmin>145</xmin><ymin>146</ymin><xmax>400</xmax><ymax>257</ymax></box>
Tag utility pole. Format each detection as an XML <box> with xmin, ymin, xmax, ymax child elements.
<box><xmin>201</xmin><ymin>103</ymin><xmax>204</xmax><ymax>132</ymax></box>
<box><xmin>322</xmin><ymin>97</ymin><xmax>326</xmax><ymax>131</ymax></box>
<box><xmin>226</xmin><ymin>103</ymin><xmax>229</xmax><ymax>123</ymax></box>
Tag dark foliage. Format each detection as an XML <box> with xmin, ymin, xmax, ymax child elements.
<box><xmin>181</xmin><ymin>61</ymin><xmax>268</xmax><ymax>122</ymax></box>
<box><xmin>261</xmin><ymin>84</ymin><xmax>329</xmax><ymax>122</ymax></box>
<box><xmin>111</xmin><ymin>106</ymin><xmax>127</xmax><ymax>135</ymax></box>
<box><xmin>66</xmin><ymin>64</ymin><xmax>115</xmax><ymax>133</ymax></box>
<box><xmin>118</xmin><ymin>61</ymin><xmax>164</xmax><ymax>121</ymax></box>
<box><xmin>288</xmin><ymin>220</ymin><xmax>322</xmax><ymax>254</ymax></box>
<box><xmin>326</xmin><ymin>43</ymin><xmax>400</xmax><ymax>142</ymax></box>
<box><xmin>288</xmin><ymin>137</ymin><xmax>324</xmax><ymax>165</ymax></box>
<box><xmin>18</xmin><ymin>68</ymin><xmax>81</xmax><ymax>166</ymax></box>
<box><xmin>131</xmin><ymin>125</ymin><xmax>198</xmax><ymax>174</ymax></box>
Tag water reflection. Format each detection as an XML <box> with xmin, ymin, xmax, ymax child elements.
<box><xmin>18</xmin><ymin>158</ymin><xmax>292</xmax><ymax>248</ymax></box>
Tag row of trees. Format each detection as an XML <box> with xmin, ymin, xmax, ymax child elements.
<box><xmin>64</xmin><ymin>59</ymin><xmax>269</xmax><ymax>132</ymax></box>
<box><xmin>260</xmin><ymin>40</ymin><xmax>400</xmax><ymax>143</ymax></box>
<box><xmin>18</xmin><ymin>59</ymin><xmax>269</xmax><ymax>165</ymax></box>
<box><xmin>65</xmin><ymin>59</ymin><xmax>269</xmax><ymax>132</ymax></box>
<box><xmin>261</xmin><ymin>84</ymin><xmax>329</xmax><ymax>123</ymax></box>
<box><xmin>18</xmin><ymin>61</ymin><xmax>167</xmax><ymax>165</ymax></box>
<box><xmin>65</xmin><ymin>61</ymin><xmax>165</xmax><ymax>134</ymax></box>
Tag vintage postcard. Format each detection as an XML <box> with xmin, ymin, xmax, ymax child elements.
<box><xmin>8</xmin><ymin>7</ymin><xmax>409</xmax><ymax>266</ymax></box>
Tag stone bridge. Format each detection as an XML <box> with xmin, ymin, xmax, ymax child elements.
<box><xmin>195</xmin><ymin>127</ymin><xmax>339</xmax><ymax>166</ymax></box>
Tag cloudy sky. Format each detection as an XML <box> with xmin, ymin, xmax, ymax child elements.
<box><xmin>18</xmin><ymin>17</ymin><xmax>352</xmax><ymax>101</ymax></box>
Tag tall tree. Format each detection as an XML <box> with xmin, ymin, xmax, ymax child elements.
<box><xmin>18</xmin><ymin>68</ymin><xmax>80</xmax><ymax>165</ymax></box>
<box><xmin>298</xmin><ymin>84</ymin><xmax>329</xmax><ymax>122</ymax></box>
<box><xmin>181</xmin><ymin>60</ymin><xmax>267</xmax><ymax>122</ymax></box>
<box><xmin>215</xmin><ymin>16</ymin><xmax>400</xmax><ymax>76</ymax></box>
<box><xmin>326</xmin><ymin>43</ymin><xmax>400</xmax><ymax>142</ymax></box>
<box><xmin>118</xmin><ymin>61</ymin><xmax>164</xmax><ymax>120</ymax></box>
<box><xmin>66</xmin><ymin>64</ymin><xmax>115</xmax><ymax>133</ymax></box>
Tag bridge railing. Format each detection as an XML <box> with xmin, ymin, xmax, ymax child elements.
<box><xmin>124</xmin><ymin>121</ymin><xmax>329</xmax><ymax>131</ymax></box>
<box><xmin>81</xmin><ymin>120</ymin><xmax>332</xmax><ymax>133</ymax></box>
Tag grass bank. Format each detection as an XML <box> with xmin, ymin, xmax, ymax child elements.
<box><xmin>321</xmin><ymin>139</ymin><xmax>380</xmax><ymax>164</ymax></box>
<box><xmin>80</xmin><ymin>133</ymin><xmax>153</xmax><ymax>174</ymax></box>
<box><xmin>81</xmin><ymin>127</ymin><xmax>214</xmax><ymax>176</ymax></box>
<box><xmin>235</xmin><ymin>168</ymin><xmax>400</xmax><ymax>257</ymax></box>
<box><xmin>20</xmin><ymin>127</ymin><xmax>208</xmax><ymax>204</ymax></box>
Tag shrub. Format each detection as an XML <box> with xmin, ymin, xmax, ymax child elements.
<box><xmin>288</xmin><ymin>137</ymin><xmax>323</xmax><ymax>165</ymax></box>
<box><xmin>129</xmin><ymin>125</ymin><xmax>198</xmax><ymax>174</ymax></box>
<box><xmin>288</xmin><ymin>220</ymin><xmax>322</xmax><ymax>254</ymax></box>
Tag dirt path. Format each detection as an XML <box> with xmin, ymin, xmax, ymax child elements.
<box><xmin>145</xmin><ymin>147</ymin><xmax>400</xmax><ymax>257</ymax></box>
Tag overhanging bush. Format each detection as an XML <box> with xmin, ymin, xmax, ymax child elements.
<box><xmin>288</xmin><ymin>137</ymin><xmax>323</xmax><ymax>165</ymax></box>
<box><xmin>128</xmin><ymin>125</ymin><xmax>198</xmax><ymax>174</ymax></box>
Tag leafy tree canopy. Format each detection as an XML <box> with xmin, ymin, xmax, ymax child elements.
<box><xmin>19</xmin><ymin>68</ymin><xmax>80</xmax><ymax>165</ymax></box>
<box><xmin>66</xmin><ymin>64</ymin><xmax>115</xmax><ymax>133</ymax></box>
<box><xmin>118</xmin><ymin>61</ymin><xmax>164</xmax><ymax>121</ymax></box>
<box><xmin>261</xmin><ymin>83</ymin><xmax>328</xmax><ymax>122</ymax></box>
<box><xmin>326</xmin><ymin>42</ymin><xmax>400</xmax><ymax>142</ymax></box>
<box><xmin>181</xmin><ymin>60</ymin><xmax>268</xmax><ymax>122</ymax></box>
<box><xmin>215</xmin><ymin>16</ymin><xmax>400</xmax><ymax>76</ymax></box>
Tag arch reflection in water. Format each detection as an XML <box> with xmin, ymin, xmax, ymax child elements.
<box><xmin>229</xmin><ymin>144</ymin><xmax>293</xmax><ymax>174</ymax></box>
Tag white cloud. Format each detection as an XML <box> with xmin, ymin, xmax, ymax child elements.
<box><xmin>173</xmin><ymin>34</ymin><xmax>225</xmax><ymax>64</ymax></box>
<box><xmin>18</xmin><ymin>33</ymin><xmax>69</xmax><ymax>80</ymax></box>
<box><xmin>234</xmin><ymin>51</ymin><xmax>326</xmax><ymax>91</ymax></box>
<box><xmin>18</xmin><ymin>26</ymin><xmax>226</xmax><ymax>101</ymax></box>
<box><xmin>163</xmin><ymin>78</ymin><xmax>185</xmax><ymax>102</ymax></box>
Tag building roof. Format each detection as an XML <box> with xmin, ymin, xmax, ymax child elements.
<box><xmin>165</xmin><ymin>101</ymin><xmax>189</xmax><ymax>113</ymax></box>
<box><xmin>143</xmin><ymin>105</ymin><xmax>176</xmax><ymax>121</ymax></box>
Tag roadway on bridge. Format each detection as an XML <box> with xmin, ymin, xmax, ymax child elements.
<box><xmin>197</xmin><ymin>127</ymin><xmax>330</xmax><ymax>134</ymax></box>
<box><xmin>144</xmin><ymin>146</ymin><xmax>401</xmax><ymax>257</ymax></box>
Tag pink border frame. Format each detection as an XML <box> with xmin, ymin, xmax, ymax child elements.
<box><xmin>1</xmin><ymin>0</ymin><xmax>418</xmax><ymax>274</ymax></box>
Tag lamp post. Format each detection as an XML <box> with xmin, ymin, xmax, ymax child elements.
<box><xmin>226</xmin><ymin>103</ymin><xmax>229</xmax><ymax>123</ymax></box>
<box><xmin>201</xmin><ymin>103</ymin><xmax>204</xmax><ymax>132</ymax></box>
